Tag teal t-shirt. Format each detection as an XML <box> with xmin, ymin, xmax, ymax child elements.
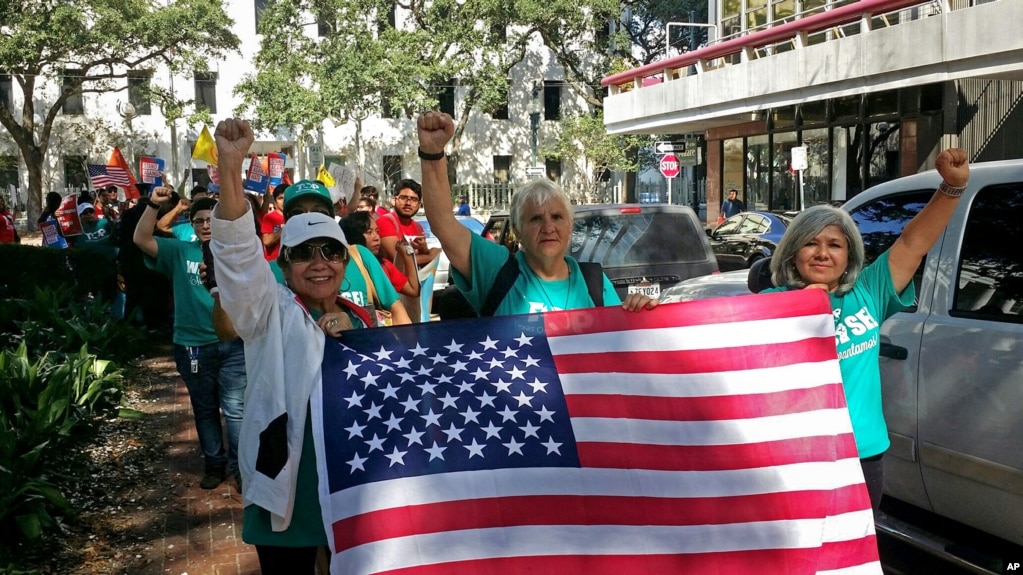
<box><xmin>70</xmin><ymin>218</ymin><xmax>117</xmax><ymax>263</ymax></box>
<box><xmin>145</xmin><ymin>237</ymin><xmax>219</xmax><ymax>347</ymax></box>
<box><xmin>243</xmin><ymin>416</ymin><xmax>326</xmax><ymax>547</ymax></box>
<box><xmin>763</xmin><ymin>250</ymin><xmax>915</xmax><ymax>458</ymax></box>
<box><xmin>242</xmin><ymin>305</ymin><xmax>366</xmax><ymax>547</ymax></box>
<box><xmin>270</xmin><ymin>245</ymin><xmax>400</xmax><ymax>310</ymax></box>
<box><xmin>171</xmin><ymin>221</ymin><xmax>197</xmax><ymax>242</ymax></box>
<box><xmin>452</xmin><ymin>233</ymin><xmax>620</xmax><ymax>316</ymax></box>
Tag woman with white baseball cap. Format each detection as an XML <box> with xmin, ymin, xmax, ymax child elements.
<box><xmin>208</xmin><ymin>118</ymin><xmax>372</xmax><ymax>572</ymax></box>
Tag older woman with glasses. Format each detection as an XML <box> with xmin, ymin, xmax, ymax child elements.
<box><xmin>209</xmin><ymin>118</ymin><xmax>372</xmax><ymax>574</ymax></box>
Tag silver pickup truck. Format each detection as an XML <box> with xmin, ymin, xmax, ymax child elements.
<box><xmin>662</xmin><ymin>159</ymin><xmax>1023</xmax><ymax>555</ymax></box>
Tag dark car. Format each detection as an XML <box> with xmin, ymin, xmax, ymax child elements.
<box><xmin>483</xmin><ymin>204</ymin><xmax>718</xmax><ymax>301</ymax></box>
<box><xmin>706</xmin><ymin>211</ymin><xmax>791</xmax><ymax>272</ymax></box>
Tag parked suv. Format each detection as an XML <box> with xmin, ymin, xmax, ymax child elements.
<box><xmin>664</xmin><ymin>160</ymin><xmax>1023</xmax><ymax>550</ymax></box>
<box><xmin>484</xmin><ymin>204</ymin><xmax>718</xmax><ymax>301</ymax></box>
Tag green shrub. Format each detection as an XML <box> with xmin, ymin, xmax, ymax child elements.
<box><xmin>0</xmin><ymin>344</ymin><xmax>124</xmax><ymax>541</ymax></box>
<box><xmin>0</xmin><ymin>243</ymin><xmax>113</xmax><ymax>302</ymax></box>
<box><xmin>2</xmin><ymin>286</ymin><xmax>148</xmax><ymax>363</ymax></box>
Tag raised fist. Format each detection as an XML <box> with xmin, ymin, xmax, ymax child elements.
<box><xmin>214</xmin><ymin>118</ymin><xmax>255</xmax><ymax>168</ymax></box>
<box><xmin>935</xmin><ymin>148</ymin><xmax>969</xmax><ymax>188</ymax></box>
<box><xmin>417</xmin><ymin>112</ymin><xmax>454</xmax><ymax>155</ymax></box>
<box><xmin>150</xmin><ymin>185</ymin><xmax>174</xmax><ymax>206</ymax></box>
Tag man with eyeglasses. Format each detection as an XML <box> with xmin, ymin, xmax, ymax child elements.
<box><xmin>377</xmin><ymin>178</ymin><xmax>440</xmax><ymax>267</ymax></box>
<box><xmin>134</xmin><ymin>188</ymin><xmax>248</xmax><ymax>491</ymax></box>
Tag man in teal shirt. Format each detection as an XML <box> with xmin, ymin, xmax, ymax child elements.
<box><xmin>134</xmin><ymin>191</ymin><xmax>247</xmax><ymax>491</ymax></box>
<box><xmin>69</xmin><ymin>202</ymin><xmax>118</xmax><ymax>301</ymax></box>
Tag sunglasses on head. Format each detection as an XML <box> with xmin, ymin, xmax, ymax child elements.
<box><xmin>283</xmin><ymin>241</ymin><xmax>348</xmax><ymax>264</ymax></box>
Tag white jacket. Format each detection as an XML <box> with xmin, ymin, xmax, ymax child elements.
<box><xmin>210</xmin><ymin>206</ymin><xmax>326</xmax><ymax>532</ymax></box>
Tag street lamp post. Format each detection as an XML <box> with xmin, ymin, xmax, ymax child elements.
<box><xmin>116</xmin><ymin>101</ymin><xmax>138</xmax><ymax>170</ymax></box>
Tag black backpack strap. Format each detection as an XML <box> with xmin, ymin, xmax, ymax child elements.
<box><xmin>578</xmin><ymin>262</ymin><xmax>604</xmax><ymax>307</ymax></box>
<box><xmin>480</xmin><ymin>252</ymin><xmax>520</xmax><ymax>317</ymax></box>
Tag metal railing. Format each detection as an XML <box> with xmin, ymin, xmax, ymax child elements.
<box><xmin>958</xmin><ymin>79</ymin><xmax>1023</xmax><ymax>161</ymax></box>
<box><xmin>601</xmin><ymin>0</ymin><xmax>953</xmax><ymax>93</ymax></box>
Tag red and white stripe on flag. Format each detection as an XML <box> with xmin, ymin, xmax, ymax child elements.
<box><xmin>314</xmin><ymin>290</ymin><xmax>880</xmax><ymax>575</ymax></box>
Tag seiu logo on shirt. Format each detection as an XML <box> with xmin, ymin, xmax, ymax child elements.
<box><xmin>834</xmin><ymin>305</ymin><xmax>879</xmax><ymax>344</ymax></box>
<box><xmin>84</xmin><ymin>228</ymin><xmax>108</xmax><ymax>241</ymax></box>
<box><xmin>343</xmin><ymin>290</ymin><xmax>367</xmax><ymax>306</ymax></box>
<box><xmin>186</xmin><ymin>260</ymin><xmax>203</xmax><ymax>287</ymax></box>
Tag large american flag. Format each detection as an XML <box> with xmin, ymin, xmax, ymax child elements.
<box><xmin>87</xmin><ymin>164</ymin><xmax>131</xmax><ymax>189</ymax></box>
<box><xmin>311</xmin><ymin>290</ymin><xmax>881</xmax><ymax>575</ymax></box>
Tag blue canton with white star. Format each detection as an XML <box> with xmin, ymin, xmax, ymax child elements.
<box><xmin>320</xmin><ymin>316</ymin><xmax>581</xmax><ymax>492</ymax></box>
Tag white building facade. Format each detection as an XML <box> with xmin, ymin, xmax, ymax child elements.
<box><xmin>0</xmin><ymin>0</ymin><xmax>606</xmax><ymax>214</ymax></box>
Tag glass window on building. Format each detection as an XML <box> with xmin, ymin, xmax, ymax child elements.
<box><xmin>833</xmin><ymin>95</ymin><xmax>861</xmax><ymax>123</ymax></box>
<box><xmin>0</xmin><ymin>156</ymin><xmax>18</xmax><ymax>196</ymax></box>
<box><xmin>833</xmin><ymin>124</ymin><xmax>863</xmax><ymax>199</ymax></box>
<box><xmin>722</xmin><ymin>137</ymin><xmax>745</xmax><ymax>209</ymax></box>
<box><xmin>437</xmin><ymin>83</ymin><xmax>455</xmax><ymax>117</ymax></box>
<box><xmin>127</xmin><ymin>71</ymin><xmax>152</xmax><ymax>115</ymax></box>
<box><xmin>802</xmin><ymin>127</ymin><xmax>830</xmax><ymax>206</ymax></box>
<box><xmin>64</xmin><ymin>155</ymin><xmax>88</xmax><ymax>189</ymax></box>
<box><xmin>772</xmin><ymin>132</ymin><xmax>798</xmax><ymax>211</ymax></box>
<box><xmin>62</xmin><ymin>70</ymin><xmax>84</xmax><ymax>115</ymax></box>
<box><xmin>771</xmin><ymin>0</ymin><xmax>796</xmax><ymax>21</ymax></box>
<box><xmin>745</xmin><ymin>0</ymin><xmax>768</xmax><ymax>31</ymax></box>
<box><xmin>866</xmin><ymin>120</ymin><xmax>900</xmax><ymax>190</ymax></box>
<box><xmin>0</xmin><ymin>74</ymin><xmax>11</xmax><ymax>111</ymax></box>
<box><xmin>771</xmin><ymin>106</ymin><xmax>796</xmax><ymax>130</ymax></box>
<box><xmin>492</xmin><ymin>155</ymin><xmax>511</xmax><ymax>184</ymax></box>
<box><xmin>545</xmin><ymin>158</ymin><xmax>562</xmax><ymax>182</ymax></box>
<box><xmin>747</xmin><ymin>135</ymin><xmax>770</xmax><ymax>211</ymax></box>
<box><xmin>194</xmin><ymin>72</ymin><xmax>218</xmax><ymax>114</ymax></box>
<box><xmin>799</xmin><ymin>100</ymin><xmax>828</xmax><ymax>126</ymax></box>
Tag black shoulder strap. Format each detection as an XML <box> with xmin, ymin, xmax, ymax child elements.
<box><xmin>578</xmin><ymin>262</ymin><xmax>604</xmax><ymax>307</ymax></box>
<box><xmin>481</xmin><ymin>255</ymin><xmax>604</xmax><ymax>316</ymax></box>
<box><xmin>480</xmin><ymin>252</ymin><xmax>520</xmax><ymax>317</ymax></box>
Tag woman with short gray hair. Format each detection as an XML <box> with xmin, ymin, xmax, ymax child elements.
<box><xmin>764</xmin><ymin>148</ymin><xmax>971</xmax><ymax>512</ymax></box>
<box><xmin>415</xmin><ymin>111</ymin><xmax>656</xmax><ymax>316</ymax></box>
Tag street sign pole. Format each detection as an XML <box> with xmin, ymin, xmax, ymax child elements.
<box><xmin>790</xmin><ymin>145</ymin><xmax>808</xmax><ymax>211</ymax></box>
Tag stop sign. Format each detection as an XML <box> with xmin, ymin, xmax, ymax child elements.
<box><xmin>659</xmin><ymin>154</ymin><xmax>681</xmax><ymax>178</ymax></box>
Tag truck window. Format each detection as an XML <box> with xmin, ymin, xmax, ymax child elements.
<box><xmin>570</xmin><ymin>211</ymin><xmax>708</xmax><ymax>266</ymax></box>
<box><xmin>952</xmin><ymin>183</ymin><xmax>1023</xmax><ymax>322</ymax></box>
<box><xmin>848</xmin><ymin>190</ymin><xmax>932</xmax><ymax>303</ymax></box>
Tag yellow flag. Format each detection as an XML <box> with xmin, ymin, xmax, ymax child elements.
<box><xmin>317</xmin><ymin>164</ymin><xmax>336</xmax><ymax>187</ymax></box>
<box><xmin>191</xmin><ymin>126</ymin><xmax>218</xmax><ymax>166</ymax></box>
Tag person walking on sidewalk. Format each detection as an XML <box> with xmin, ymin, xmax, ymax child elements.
<box><xmin>209</xmin><ymin>117</ymin><xmax>372</xmax><ymax>573</ymax></box>
<box><xmin>134</xmin><ymin>190</ymin><xmax>247</xmax><ymax>490</ymax></box>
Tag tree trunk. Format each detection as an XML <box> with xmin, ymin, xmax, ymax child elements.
<box><xmin>23</xmin><ymin>146</ymin><xmax>45</xmax><ymax>233</ymax></box>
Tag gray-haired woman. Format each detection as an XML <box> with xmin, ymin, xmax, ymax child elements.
<box><xmin>763</xmin><ymin>148</ymin><xmax>970</xmax><ymax>511</ymax></box>
<box><xmin>416</xmin><ymin>111</ymin><xmax>656</xmax><ymax>315</ymax></box>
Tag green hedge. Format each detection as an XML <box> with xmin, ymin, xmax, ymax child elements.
<box><xmin>0</xmin><ymin>243</ymin><xmax>114</xmax><ymax>302</ymax></box>
<box><xmin>0</xmin><ymin>344</ymin><xmax>125</xmax><ymax>542</ymax></box>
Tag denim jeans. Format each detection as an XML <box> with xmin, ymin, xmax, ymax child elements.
<box><xmin>173</xmin><ymin>340</ymin><xmax>247</xmax><ymax>477</ymax></box>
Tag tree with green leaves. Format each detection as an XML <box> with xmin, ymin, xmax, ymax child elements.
<box><xmin>0</xmin><ymin>0</ymin><xmax>238</xmax><ymax>229</ymax></box>
<box><xmin>529</xmin><ymin>0</ymin><xmax>705</xmax><ymax>199</ymax></box>
<box><xmin>540</xmin><ymin>110</ymin><xmax>651</xmax><ymax>200</ymax></box>
<box><xmin>235</xmin><ymin>0</ymin><xmax>532</xmax><ymax>180</ymax></box>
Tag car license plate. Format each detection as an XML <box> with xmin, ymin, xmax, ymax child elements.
<box><xmin>628</xmin><ymin>282</ymin><xmax>660</xmax><ymax>299</ymax></box>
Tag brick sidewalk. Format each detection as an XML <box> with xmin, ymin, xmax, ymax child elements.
<box><xmin>137</xmin><ymin>353</ymin><xmax>260</xmax><ymax>575</ymax></box>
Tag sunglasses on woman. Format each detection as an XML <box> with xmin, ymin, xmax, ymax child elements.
<box><xmin>283</xmin><ymin>241</ymin><xmax>348</xmax><ymax>264</ymax></box>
